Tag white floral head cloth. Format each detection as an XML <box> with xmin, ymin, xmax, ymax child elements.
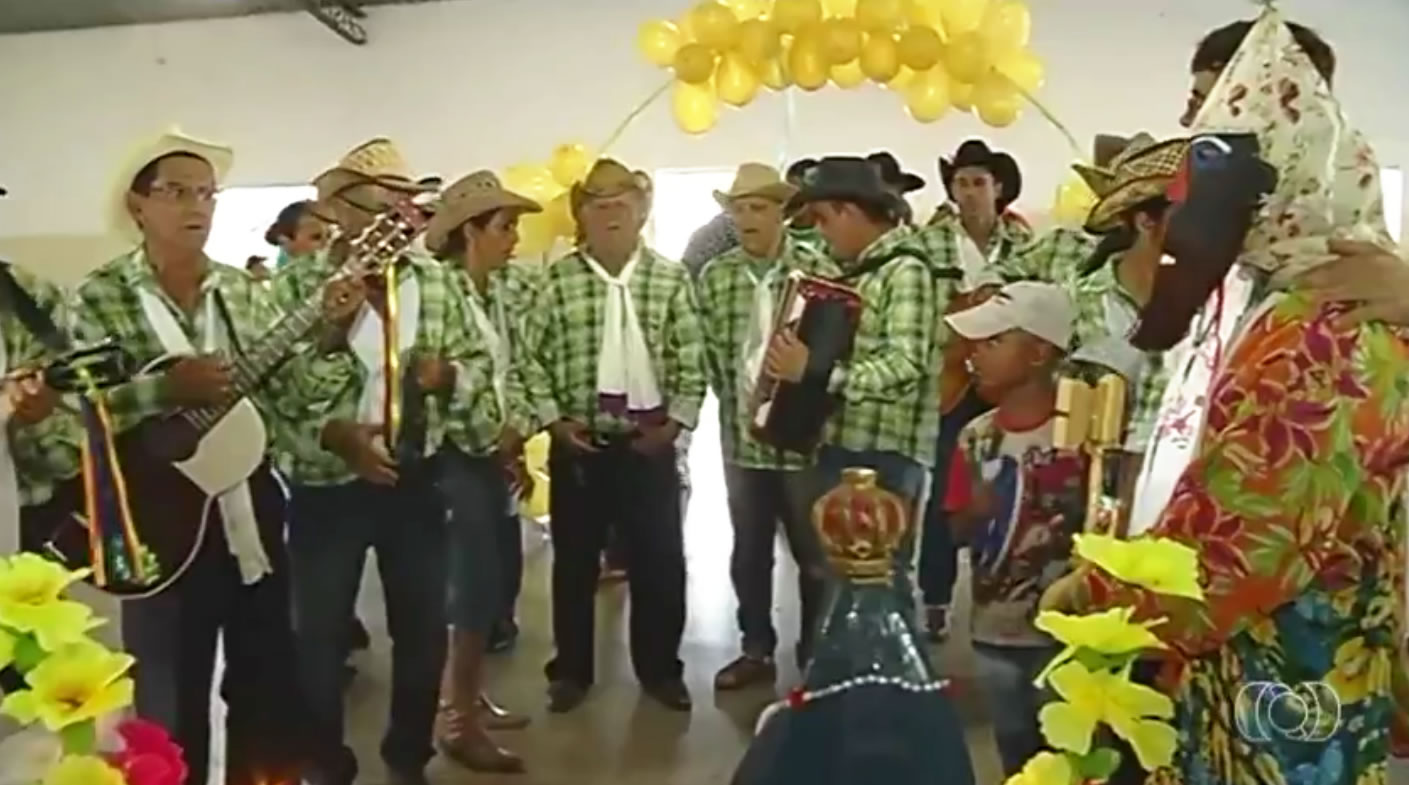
<box><xmin>1188</xmin><ymin>6</ymin><xmax>1392</xmax><ymax>283</ymax></box>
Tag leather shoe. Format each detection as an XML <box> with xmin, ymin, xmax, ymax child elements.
<box><xmin>644</xmin><ymin>679</ymin><xmax>692</xmax><ymax>711</ymax></box>
<box><xmin>478</xmin><ymin>693</ymin><xmax>531</xmax><ymax>730</ymax></box>
<box><xmin>547</xmin><ymin>680</ymin><xmax>589</xmax><ymax>713</ymax></box>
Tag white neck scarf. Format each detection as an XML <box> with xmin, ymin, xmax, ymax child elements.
<box><xmin>464</xmin><ymin>278</ymin><xmax>509</xmax><ymax>419</ymax></box>
<box><xmin>0</xmin><ymin>326</ymin><xmax>17</xmax><ymax>556</ymax></box>
<box><xmin>348</xmin><ymin>272</ymin><xmax>422</xmax><ymax>426</ymax></box>
<box><xmin>739</xmin><ymin>258</ymin><xmax>782</xmax><ymax>399</ymax></box>
<box><xmin>582</xmin><ymin>250</ymin><xmax>661</xmax><ymax>416</ymax></box>
<box><xmin>137</xmin><ymin>286</ymin><xmax>272</xmax><ymax>585</ymax></box>
<box><xmin>955</xmin><ymin>228</ymin><xmax>1001</xmax><ymax>292</ymax></box>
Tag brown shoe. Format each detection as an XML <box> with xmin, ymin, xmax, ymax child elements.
<box><xmin>714</xmin><ymin>655</ymin><xmax>777</xmax><ymax>691</ymax></box>
<box><xmin>478</xmin><ymin>693</ymin><xmax>531</xmax><ymax>731</ymax></box>
<box><xmin>437</xmin><ymin>708</ymin><xmax>526</xmax><ymax>774</ymax></box>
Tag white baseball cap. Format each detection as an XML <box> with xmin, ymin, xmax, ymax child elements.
<box><xmin>944</xmin><ymin>280</ymin><xmax>1075</xmax><ymax>349</ymax></box>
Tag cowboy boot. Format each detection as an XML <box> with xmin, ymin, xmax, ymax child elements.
<box><xmin>437</xmin><ymin>630</ymin><xmax>524</xmax><ymax>774</ymax></box>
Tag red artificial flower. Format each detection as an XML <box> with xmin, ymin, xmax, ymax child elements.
<box><xmin>108</xmin><ymin>717</ymin><xmax>189</xmax><ymax>785</ymax></box>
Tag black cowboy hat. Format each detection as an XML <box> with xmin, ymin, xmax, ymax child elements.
<box><xmin>866</xmin><ymin>152</ymin><xmax>926</xmax><ymax>193</ymax></box>
<box><xmin>785</xmin><ymin>156</ymin><xmax>905</xmax><ymax>216</ymax></box>
<box><xmin>939</xmin><ymin>139</ymin><xmax>1022</xmax><ymax>211</ymax></box>
<box><xmin>785</xmin><ymin>158</ymin><xmax>820</xmax><ymax>184</ymax></box>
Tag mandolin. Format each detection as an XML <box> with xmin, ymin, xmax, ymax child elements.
<box><xmin>42</xmin><ymin>196</ymin><xmax>434</xmax><ymax>598</ymax></box>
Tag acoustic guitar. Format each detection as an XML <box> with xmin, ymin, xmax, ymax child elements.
<box><xmin>42</xmin><ymin>197</ymin><xmax>433</xmax><ymax>598</ymax></box>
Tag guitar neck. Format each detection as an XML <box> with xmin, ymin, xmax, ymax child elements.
<box><xmin>180</xmin><ymin>296</ymin><xmax>324</xmax><ymax>434</ymax></box>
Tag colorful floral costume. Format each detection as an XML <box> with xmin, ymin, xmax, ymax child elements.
<box><xmin>1079</xmin><ymin>11</ymin><xmax>1406</xmax><ymax>785</ymax></box>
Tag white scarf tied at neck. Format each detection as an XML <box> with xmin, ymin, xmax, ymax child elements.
<box><xmin>583</xmin><ymin>251</ymin><xmax>662</xmax><ymax>417</ymax></box>
<box><xmin>739</xmin><ymin>261</ymin><xmax>782</xmax><ymax>400</ymax></box>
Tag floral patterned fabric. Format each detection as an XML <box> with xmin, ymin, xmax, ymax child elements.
<box><xmin>1078</xmin><ymin>10</ymin><xmax>1407</xmax><ymax>784</ymax></box>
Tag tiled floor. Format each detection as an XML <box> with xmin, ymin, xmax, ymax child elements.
<box><xmin>342</xmin><ymin>396</ymin><xmax>1003</xmax><ymax>784</ymax></box>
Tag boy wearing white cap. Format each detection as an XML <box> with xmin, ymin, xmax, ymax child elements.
<box><xmin>938</xmin><ymin>281</ymin><xmax>1089</xmax><ymax>776</ymax></box>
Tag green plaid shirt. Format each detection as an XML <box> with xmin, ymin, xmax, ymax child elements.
<box><xmin>914</xmin><ymin>206</ymin><xmax>1034</xmax><ymax>287</ymax></box>
<box><xmin>514</xmin><ymin>246</ymin><xmax>706</xmax><ymax>434</ymax></box>
<box><xmin>825</xmin><ymin>226</ymin><xmax>941</xmax><ymax>467</ymax></box>
<box><xmin>70</xmin><ymin>249</ymin><xmax>300</xmax><ymax>437</ymax></box>
<box><xmin>1070</xmin><ymin>249</ymin><xmax>1169</xmax><ymax>452</ymax></box>
<box><xmin>272</xmin><ymin>253</ymin><xmax>497</xmax><ymax>486</ymax></box>
<box><xmin>3</xmin><ymin>266</ymin><xmax>82</xmax><ymax>506</ymax></box>
<box><xmin>444</xmin><ymin>261</ymin><xmax>544</xmax><ymax>455</ymax></box>
<box><xmin>1006</xmin><ymin>226</ymin><xmax>1097</xmax><ymax>288</ymax></box>
<box><xmin>696</xmin><ymin>237</ymin><xmax>841</xmax><ymax>470</ymax></box>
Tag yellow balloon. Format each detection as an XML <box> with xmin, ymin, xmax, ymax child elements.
<box><xmin>637</xmin><ymin>20</ymin><xmax>684</xmax><ymax>67</ymax></box>
<box><xmin>973</xmin><ymin>71</ymin><xmax>1021</xmax><ymax>126</ymax></box>
<box><xmin>546</xmin><ymin>191</ymin><xmax>577</xmax><ymax>238</ymax></box>
<box><xmin>515</xmin><ymin>210</ymin><xmax>557</xmax><ymax>257</ymax></box>
<box><xmin>904</xmin><ymin>0</ymin><xmax>943</xmax><ymax>27</ymax></box>
<box><xmin>979</xmin><ymin>0</ymin><xmax>1030</xmax><ymax>56</ymax></box>
<box><xmin>856</xmin><ymin>0</ymin><xmax>905</xmax><ymax>32</ymax></box>
<box><xmin>897</xmin><ymin>26</ymin><xmax>943</xmax><ymax>70</ymax></box>
<box><xmin>502</xmin><ymin>163</ymin><xmax>556</xmax><ymax>203</ymax></box>
<box><xmin>716</xmin><ymin>52</ymin><xmax>762</xmax><ymax>106</ymax></box>
<box><xmin>822</xmin><ymin>0</ymin><xmax>858</xmax><ymax>16</ymax></box>
<box><xmin>760</xmin><ymin>55</ymin><xmax>791</xmax><ymax>89</ymax></box>
<box><xmin>904</xmin><ymin>67</ymin><xmax>952</xmax><ymax>122</ymax></box>
<box><xmin>859</xmin><ymin>33</ymin><xmax>900</xmax><ymax>82</ymax></box>
<box><xmin>689</xmin><ymin>1</ymin><xmax>740</xmax><ymax>50</ymax></box>
<box><xmin>677</xmin><ymin>9</ymin><xmax>698</xmax><ymax>42</ymax></box>
<box><xmin>995</xmin><ymin>48</ymin><xmax>1044</xmax><ymax>93</ymax></box>
<box><xmin>772</xmin><ymin>0</ymin><xmax>823</xmax><ymax>33</ymax></box>
<box><xmin>950</xmin><ymin>78</ymin><xmax>975</xmax><ymax>111</ymax></box>
<box><xmin>735</xmin><ymin>18</ymin><xmax>780</xmax><ymax>62</ymax></box>
<box><xmin>672</xmin><ymin>80</ymin><xmax>719</xmax><ymax>134</ymax></box>
<box><xmin>1051</xmin><ymin>173</ymin><xmax>1097</xmax><ymax>226</ymax></box>
<box><xmin>831</xmin><ymin>59</ymin><xmax>867</xmax><ymax>88</ymax></box>
<box><xmin>940</xmin><ymin>0</ymin><xmax>989</xmax><ymax>35</ymax></box>
<box><xmin>789</xmin><ymin>33</ymin><xmax>830</xmax><ymax>90</ymax></box>
<box><xmin>674</xmin><ymin>43</ymin><xmax>717</xmax><ymax>84</ymax></box>
<box><xmin>721</xmin><ymin>0</ymin><xmax>768</xmax><ymax>21</ymax></box>
<box><xmin>548</xmin><ymin>143</ymin><xmax>593</xmax><ymax>188</ymax></box>
<box><xmin>885</xmin><ymin>65</ymin><xmax>917</xmax><ymax>90</ymax></box>
<box><xmin>820</xmin><ymin>17</ymin><xmax>863</xmax><ymax>64</ymax></box>
<box><xmin>944</xmin><ymin>31</ymin><xmax>989</xmax><ymax>83</ymax></box>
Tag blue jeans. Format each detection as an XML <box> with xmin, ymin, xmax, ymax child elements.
<box><xmin>807</xmin><ymin>445</ymin><xmax>928</xmax><ymax>611</ymax></box>
<box><xmin>287</xmin><ymin>468</ymin><xmax>447</xmax><ymax>783</ymax></box>
<box><xmin>919</xmin><ymin>389</ymin><xmax>992</xmax><ymax>609</ymax></box>
<box><xmin>437</xmin><ymin>447</ymin><xmax>523</xmax><ymax>635</ymax></box>
<box><xmin>972</xmin><ymin>642</ymin><xmax>1057</xmax><ymax>776</ymax></box>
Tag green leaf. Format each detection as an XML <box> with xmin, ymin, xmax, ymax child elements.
<box><xmin>1332</xmin><ymin>453</ymin><xmax>1362</xmax><ymax>488</ymax></box>
<box><xmin>11</xmin><ymin>634</ymin><xmax>45</xmax><ymax>673</ymax></box>
<box><xmin>59</xmin><ymin>719</ymin><xmax>96</xmax><ymax>755</ymax></box>
<box><xmin>1077</xmin><ymin>746</ymin><xmax>1123</xmax><ymax>781</ymax></box>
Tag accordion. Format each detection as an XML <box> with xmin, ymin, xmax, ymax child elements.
<box><xmin>748</xmin><ymin>272</ymin><xmax>864</xmax><ymax>453</ymax></box>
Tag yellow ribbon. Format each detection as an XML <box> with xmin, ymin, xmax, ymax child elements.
<box><xmin>596</xmin><ymin>77</ymin><xmax>674</xmax><ymax>157</ymax></box>
<box><xmin>382</xmin><ymin>263</ymin><xmax>401</xmax><ymax>450</ymax></box>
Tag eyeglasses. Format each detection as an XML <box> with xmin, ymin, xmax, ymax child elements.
<box><xmin>146</xmin><ymin>182</ymin><xmax>219</xmax><ymax>204</ymax></box>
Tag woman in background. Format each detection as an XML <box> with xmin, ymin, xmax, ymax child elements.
<box><xmin>266</xmin><ymin>199</ymin><xmax>329</xmax><ymax>272</ymax></box>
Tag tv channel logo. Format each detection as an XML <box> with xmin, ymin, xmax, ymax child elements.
<box><xmin>1234</xmin><ymin>681</ymin><xmax>1341</xmax><ymax>743</ymax></box>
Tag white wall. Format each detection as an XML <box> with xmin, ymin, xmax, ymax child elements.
<box><xmin>1</xmin><ymin>0</ymin><xmax>1407</xmax><ymax>255</ymax></box>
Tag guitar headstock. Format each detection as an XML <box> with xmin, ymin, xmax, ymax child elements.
<box><xmin>340</xmin><ymin>192</ymin><xmax>437</xmax><ymax>278</ymax></box>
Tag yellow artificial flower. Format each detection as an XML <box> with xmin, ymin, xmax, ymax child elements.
<box><xmin>1</xmin><ymin>642</ymin><xmax>135</xmax><ymax>731</ymax></box>
<box><xmin>1032</xmin><ymin>607</ymin><xmax>1167</xmax><ymax>685</ymax></box>
<box><xmin>1002</xmin><ymin>751</ymin><xmax>1076</xmax><ymax>785</ymax></box>
<box><xmin>1356</xmin><ymin>762</ymin><xmax>1388</xmax><ymax>785</ymax></box>
<box><xmin>0</xmin><ymin>553</ymin><xmax>100</xmax><ymax>652</ymax></box>
<box><xmin>0</xmin><ymin>625</ymin><xmax>14</xmax><ymax>670</ymax></box>
<box><xmin>1038</xmin><ymin>661</ymin><xmax>1178</xmax><ymax>770</ymax></box>
<box><xmin>42</xmin><ymin>754</ymin><xmax>126</xmax><ymax>785</ymax></box>
<box><xmin>1074</xmin><ymin>534</ymin><xmax>1205</xmax><ymax>601</ymax></box>
<box><xmin>1326</xmin><ymin>636</ymin><xmax>1391</xmax><ymax>705</ymax></box>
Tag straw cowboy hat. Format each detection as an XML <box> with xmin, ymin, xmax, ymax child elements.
<box><xmin>424</xmin><ymin>170</ymin><xmax>542</xmax><ymax>257</ymax></box>
<box><xmin>569</xmin><ymin>158</ymin><xmax>649</xmax><ymax>217</ymax></box>
<box><xmin>1080</xmin><ymin>134</ymin><xmax>1189</xmax><ymax>234</ymax></box>
<box><xmin>713</xmin><ymin>163</ymin><xmax>798</xmax><ymax>208</ymax></box>
<box><xmin>1069</xmin><ymin>133</ymin><xmax>1150</xmax><ymax>196</ymax></box>
<box><xmin>939</xmin><ymin>139</ymin><xmax>1023</xmax><ymax>212</ymax></box>
<box><xmin>109</xmin><ymin>127</ymin><xmax>233</xmax><ymax>242</ymax></box>
<box><xmin>313</xmin><ymin>137</ymin><xmax>442</xmax><ymax>204</ymax></box>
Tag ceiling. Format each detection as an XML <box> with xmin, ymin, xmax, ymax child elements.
<box><xmin>0</xmin><ymin>0</ymin><xmax>447</xmax><ymax>35</ymax></box>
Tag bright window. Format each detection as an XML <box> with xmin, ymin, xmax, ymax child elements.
<box><xmin>649</xmin><ymin>168</ymin><xmax>736</xmax><ymax>261</ymax></box>
<box><xmin>1383</xmin><ymin>167</ymin><xmax>1403</xmax><ymax>243</ymax></box>
<box><xmin>206</xmin><ymin>185</ymin><xmax>316</xmax><ymax>267</ymax></box>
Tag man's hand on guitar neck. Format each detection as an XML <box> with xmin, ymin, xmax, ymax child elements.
<box><xmin>316</xmin><ymin>278</ymin><xmax>367</xmax><ymax>352</ymax></box>
<box><xmin>159</xmin><ymin>355</ymin><xmax>233</xmax><ymax>409</ymax></box>
<box><xmin>321</xmin><ymin>418</ymin><xmax>399</xmax><ymax>486</ymax></box>
<box><xmin>2</xmin><ymin>373</ymin><xmax>58</xmax><ymax>426</ymax></box>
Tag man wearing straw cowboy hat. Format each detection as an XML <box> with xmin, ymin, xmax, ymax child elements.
<box><xmin>696</xmin><ymin>163</ymin><xmax>841</xmax><ymax>691</ymax></box>
<box><xmin>422</xmin><ymin>169</ymin><xmax>544</xmax><ymax>774</ymax></box>
<box><xmin>515</xmin><ymin>157</ymin><xmax>706</xmax><ymax>714</ymax></box>
<box><xmin>67</xmin><ymin>128</ymin><xmax>359</xmax><ymax>785</ymax></box>
<box><xmin>274</xmin><ymin>137</ymin><xmax>495</xmax><ymax>785</ymax></box>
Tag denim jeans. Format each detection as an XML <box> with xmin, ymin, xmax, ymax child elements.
<box><xmin>287</xmin><ymin>468</ymin><xmax>447</xmax><ymax>783</ymax></box>
<box><xmin>972</xmin><ymin>642</ymin><xmax>1058</xmax><ymax>776</ymax></box>
<box><xmin>437</xmin><ymin>447</ymin><xmax>523</xmax><ymax>635</ymax></box>
<box><xmin>807</xmin><ymin>445</ymin><xmax>928</xmax><ymax>614</ymax></box>
<box><xmin>918</xmin><ymin>389</ymin><xmax>992</xmax><ymax>609</ymax></box>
